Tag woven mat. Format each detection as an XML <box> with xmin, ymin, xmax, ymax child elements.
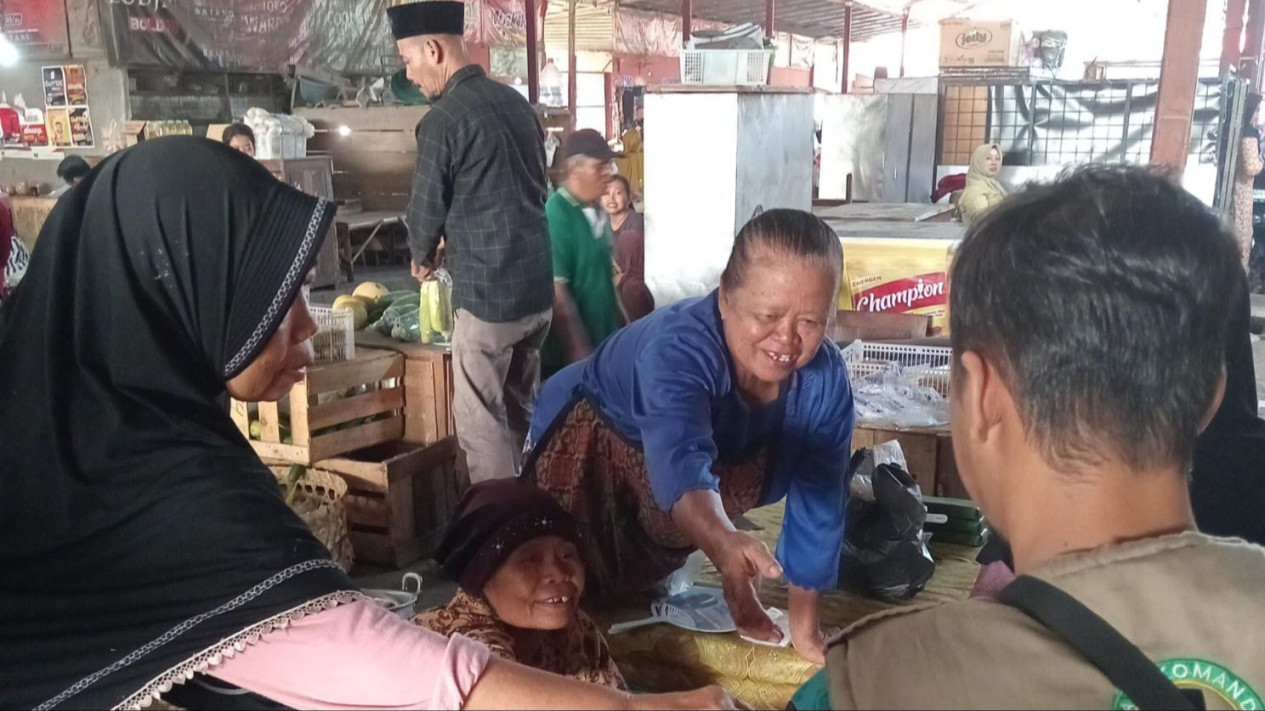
<box><xmin>593</xmin><ymin>502</ymin><xmax>980</xmax><ymax>709</ymax></box>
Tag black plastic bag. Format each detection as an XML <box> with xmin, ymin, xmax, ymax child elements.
<box><xmin>839</xmin><ymin>449</ymin><xmax>936</xmax><ymax>602</ymax></box>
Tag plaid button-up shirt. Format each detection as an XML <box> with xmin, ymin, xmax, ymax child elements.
<box><xmin>407</xmin><ymin>65</ymin><xmax>554</xmax><ymax>323</ymax></box>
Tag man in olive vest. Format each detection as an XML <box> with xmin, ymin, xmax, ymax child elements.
<box><xmin>824</xmin><ymin>166</ymin><xmax>1265</xmax><ymax>709</ymax></box>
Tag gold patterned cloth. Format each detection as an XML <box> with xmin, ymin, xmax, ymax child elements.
<box><xmin>416</xmin><ymin>588</ymin><xmax>627</xmax><ymax>690</ymax></box>
<box><xmin>593</xmin><ymin>503</ymin><xmax>981</xmax><ymax>709</ymax></box>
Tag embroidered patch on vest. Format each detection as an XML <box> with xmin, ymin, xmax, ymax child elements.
<box><xmin>1112</xmin><ymin>659</ymin><xmax>1261</xmax><ymax>710</ymax></box>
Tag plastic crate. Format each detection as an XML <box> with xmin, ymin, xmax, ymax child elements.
<box><xmin>310</xmin><ymin>306</ymin><xmax>355</xmax><ymax>364</ymax></box>
<box><xmin>842</xmin><ymin>340</ymin><xmax>953</xmax><ymax>397</ymax></box>
<box><xmin>680</xmin><ymin>49</ymin><xmax>773</xmax><ymax>86</ymax></box>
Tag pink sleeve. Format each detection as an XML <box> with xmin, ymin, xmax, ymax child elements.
<box><xmin>208</xmin><ymin>598</ymin><xmax>491</xmax><ymax>710</ymax></box>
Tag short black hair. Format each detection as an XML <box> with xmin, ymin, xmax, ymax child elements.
<box><xmin>221</xmin><ymin>123</ymin><xmax>255</xmax><ymax>148</ymax></box>
<box><xmin>950</xmin><ymin>165</ymin><xmax>1243</xmax><ymax>473</ymax></box>
<box><xmin>720</xmin><ymin>208</ymin><xmax>843</xmax><ymax>294</ymax></box>
<box><xmin>56</xmin><ymin>155</ymin><xmax>91</xmax><ymax>184</ymax></box>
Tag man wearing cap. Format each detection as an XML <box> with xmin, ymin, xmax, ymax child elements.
<box><xmin>389</xmin><ymin>1</ymin><xmax>554</xmax><ymax>484</ymax></box>
<box><xmin>541</xmin><ymin>129</ymin><xmax>626</xmax><ymax>376</ymax></box>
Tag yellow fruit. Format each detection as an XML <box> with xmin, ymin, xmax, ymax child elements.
<box><xmin>353</xmin><ymin>282</ymin><xmax>391</xmax><ymax>302</ymax></box>
<box><xmin>249</xmin><ymin>420</ymin><xmax>263</xmax><ymax>440</ymax></box>
<box><xmin>331</xmin><ymin>295</ymin><xmax>369</xmax><ymax>330</ymax></box>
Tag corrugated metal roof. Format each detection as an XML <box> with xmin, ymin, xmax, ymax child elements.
<box><xmin>617</xmin><ymin>0</ymin><xmax>909</xmax><ymax>41</ymax></box>
<box><xmin>545</xmin><ymin>0</ymin><xmax>617</xmax><ymax>51</ymax></box>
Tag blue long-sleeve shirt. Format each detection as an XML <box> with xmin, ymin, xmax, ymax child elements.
<box><xmin>530</xmin><ymin>291</ymin><xmax>855</xmax><ymax>590</ymax></box>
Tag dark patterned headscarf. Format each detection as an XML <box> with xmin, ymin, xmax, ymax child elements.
<box><xmin>435</xmin><ymin>479</ymin><xmax>582</xmax><ymax>595</ymax></box>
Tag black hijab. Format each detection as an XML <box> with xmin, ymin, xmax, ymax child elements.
<box><xmin>0</xmin><ymin>138</ymin><xmax>355</xmax><ymax>710</ymax></box>
<box><xmin>1192</xmin><ymin>279</ymin><xmax>1265</xmax><ymax>545</ymax></box>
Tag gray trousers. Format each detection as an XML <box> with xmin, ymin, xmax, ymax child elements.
<box><xmin>450</xmin><ymin>307</ymin><xmax>552</xmax><ymax>483</ymax></box>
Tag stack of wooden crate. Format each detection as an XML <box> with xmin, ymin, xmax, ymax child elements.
<box><xmin>233</xmin><ymin>346</ymin><xmax>466</xmax><ymax>568</ymax></box>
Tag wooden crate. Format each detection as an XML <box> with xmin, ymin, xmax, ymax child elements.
<box><xmin>355</xmin><ymin>331</ymin><xmax>455</xmax><ymax>445</ymax></box>
<box><xmin>231</xmin><ymin>348</ymin><xmax>405</xmax><ymax>465</ymax></box>
<box><xmin>316</xmin><ymin>438</ymin><xmax>467</xmax><ymax>567</ymax></box>
<box><xmin>852</xmin><ymin>424</ymin><xmax>967</xmax><ymax>499</ymax></box>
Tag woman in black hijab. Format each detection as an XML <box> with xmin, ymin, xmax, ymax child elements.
<box><xmin>0</xmin><ymin>138</ymin><xmax>734</xmax><ymax>711</ymax></box>
<box><xmin>0</xmin><ymin>136</ymin><xmax>356</xmax><ymax>709</ymax></box>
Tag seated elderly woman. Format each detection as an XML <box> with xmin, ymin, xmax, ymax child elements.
<box><xmin>524</xmin><ymin>209</ymin><xmax>855</xmax><ymax>665</ymax></box>
<box><xmin>417</xmin><ymin>479</ymin><xmax>626</xmax><ymax>689</ymax></box>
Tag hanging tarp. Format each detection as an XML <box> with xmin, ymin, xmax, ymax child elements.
<box><xmin>99</xmin><ymin>0</ymin><xmax>496</xmax><ymax>74</ymax></box>
<box><xmin>480</xmin><ymin>0</ymin><xmax>530</xmax><ymax>46</ymax></box>
<box><xmin>614</xmin><ymin>8</ymin><xmax>682</xmax><ymax>57</ymax></box>
<box><xmin>614</xmin><ymin>8</ymin><xmax>726</xmax><ymax>58</ymax></box>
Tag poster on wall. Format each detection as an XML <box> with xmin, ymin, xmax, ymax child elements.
<box><xmin>42</xmin><ymin>66</ymin><xmax>67</xmax><ymax>107</ymax></box>
<box><xmin>5</xmin><ymin>0</ymin><xmax>71</xmax><ymax>56</ymax></box>
<box><xmin>65</xmin><ymin>65</ymin><xmax>89</xmax><ymax>105</ymax></box>
<box><xmin>70</xmin><ymin>107</ymin><xmax>94</xmax><ymax>147</ymax></box>
<box><xmin>47</xmin><ymin>108</ymin><xmax>72</xmax><ymax>147</ymax></box>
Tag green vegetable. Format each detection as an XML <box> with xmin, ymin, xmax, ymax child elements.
<box><xmin>425</xmin><ymin>280</ymin><xmax>452</xmax><ymax>338</ymax></box>
<box><xmin>379</xmin><ymin>290</ymin><xmax>418</xmax><ymax>306</ymax></box>
<box><xmin>418</xmin><ymin>284</ymin><xmax>433</xmax><ymax>344</ymax></box>
<box><xmin>436</xmin><ymin>281</ymin><xmax>453</xmax><ymax>339</ymax></box>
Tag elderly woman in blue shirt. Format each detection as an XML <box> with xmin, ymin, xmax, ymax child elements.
<box><xmin>523</xmin><ymin>209</ymin><xmax>853</xmax><ymax>664</ymax></box>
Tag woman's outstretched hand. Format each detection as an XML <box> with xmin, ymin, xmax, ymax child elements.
<box><xmin>712</xmin><ymin>530</ymin><xmax>783</xmax><ymax>644</ymax></box>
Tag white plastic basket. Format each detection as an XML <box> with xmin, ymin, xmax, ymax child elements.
<box><xmin>842</xmin><ymin>340</ymin><xmax>953</xmax><ymax>397</ymax></box>
<box><xmin>309</xmin><ymin>306</ymin><xmax>355</xmax><ymax>364</ymax></box>
<box><xmin>680</xmin><ymin>49</ymin><xmax>773</xmax><ymax>86</ymax></box>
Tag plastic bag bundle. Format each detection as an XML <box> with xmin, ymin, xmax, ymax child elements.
<box><xmin>852</xmin><ymin>367</ymin><xmax>949</xmax><ymax>429</ymax></box>
<box><xmin>839</xmin><ymin>448</ymin><xmax>936</xmax><ymax>602</ymax></box>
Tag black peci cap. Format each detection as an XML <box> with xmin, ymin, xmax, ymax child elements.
<box><xmin>388</xmin><ymin>1</ymin><xmax>465</xmax><ymax>40</ymax></box>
